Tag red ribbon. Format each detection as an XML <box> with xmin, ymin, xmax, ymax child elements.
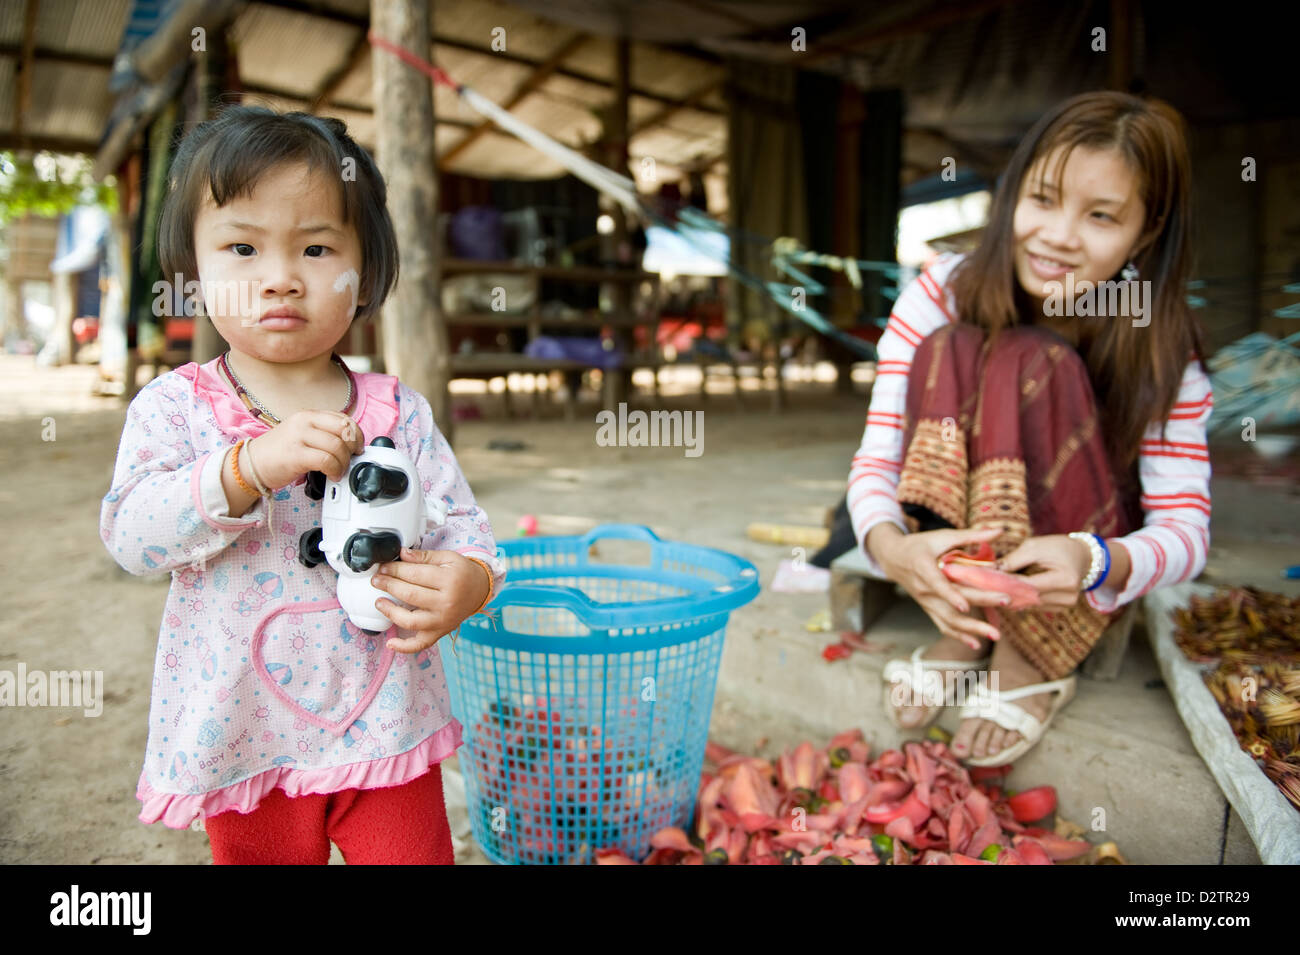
<box><xmin>366</xmin><ymin>30</ymin><xmax>459</xmax><ymax>89</ymax></box>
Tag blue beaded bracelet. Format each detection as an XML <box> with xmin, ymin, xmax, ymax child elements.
<box><xmin>1084</xmin><ymin>534</ymin><xmax>1112</xmax><ymax>592</ymax></box>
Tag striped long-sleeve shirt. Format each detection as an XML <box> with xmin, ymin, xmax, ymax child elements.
<box><xmin>847</xmin><ymin>252</ymin><xmax>1212</xmax><ymax>614</ymax></box>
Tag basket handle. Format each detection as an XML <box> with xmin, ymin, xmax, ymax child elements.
<box><xmin>578</xmin><ymin>523</ymin><xmax>662</xmax><ymax>546</ymax></box>
<box><xmin>484</xmin><ymin>584</ymin><xmax>610</xmax><ymax>627</ymax></box>
<box><xmin>577</xmin><ymin>523</ymin><xmax>662</xmax><ymax>569</ymax></box>
<box><xmin>485</xmin><ymin>578</ymin><xmax>760</xmax><ymax>631</ymax></box>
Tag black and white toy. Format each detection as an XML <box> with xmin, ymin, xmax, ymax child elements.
<box><xmin>297</xmin><ymin>436</ymin><xmax>446</xmax><ymax>634</ymax></box>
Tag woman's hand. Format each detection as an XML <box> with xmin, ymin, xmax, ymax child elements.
<box><xmin>245</xmin><ymin>410</ymin><xmax>365</xmax><ymax>491</ymax></box>
<box><xmin>369</xmin><ymin>548</ymin><xmax>491</xmax><ymax>653</ymax></box>
<box><xmin>868</xmin><ymin>524</ymin><xmax>1011</xmax><ymax>649</ymax></box>
<box><xmin>994</xmin><ymin>534</ymin><xmax>1094</xmax><ymax>607</ymax></box>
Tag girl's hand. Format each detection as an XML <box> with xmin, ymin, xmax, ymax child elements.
<box><xmin>995</xmin><ymin>534</ymin><xmax>1094</xmax><ymax>607</ymax></box>
<box><xmin>246</xmin><ymin>410</ymin><xmax>365</xmax><ymax>490</ymax></box>
<box><xmin>870</xmin><ymin>525</ymin><xmax>1010</xmax><ymax>649</ymax></box>
<box><xmin>370</xmin><ymin>548</ymin><xmax>491</xmax><ymax>653</ymax></box>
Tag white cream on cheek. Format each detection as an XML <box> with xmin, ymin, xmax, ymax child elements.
<box><xmin>333</xmin><ymin>268</ymin><xmax>360</xmax><ymax>317</ymax></box>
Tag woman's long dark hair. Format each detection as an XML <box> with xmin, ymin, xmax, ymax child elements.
<box><xmin>948</xmin><ymin>91</ymin><xmax>1207</xmax><ymax>475</ymax></box>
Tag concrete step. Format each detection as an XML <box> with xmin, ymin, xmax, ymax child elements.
<box><xmin>708</xmin><ymin>570</ymin><xmax>1262</xmax><ymax>864</ymax></box>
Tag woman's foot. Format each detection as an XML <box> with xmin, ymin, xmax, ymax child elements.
<box><xmin>893</xmin><ymin>634</ymin><xmax>992</xmax><ymax>729</ymax></box>
<box><xmin>951</xmin><ymin>637</ymin><xmax>1058</xmax><ymax>761</ymax></box>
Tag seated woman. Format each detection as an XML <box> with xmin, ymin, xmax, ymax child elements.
<box><xmin>851</xmin><ymin>90</ymin><xmax>1211</xmax><ymax>766</ymax></box>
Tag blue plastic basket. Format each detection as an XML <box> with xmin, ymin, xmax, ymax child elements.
<box><xmin>441</xmin><ymin>524</ymin><xmax>759</xmax><ymax>864</ymax></box>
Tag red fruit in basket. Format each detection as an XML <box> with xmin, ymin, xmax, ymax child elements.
<box><xmin>1007</xmin><ymin>785</ymin><xmax>1057</xmax><ymax>822</ymax></box>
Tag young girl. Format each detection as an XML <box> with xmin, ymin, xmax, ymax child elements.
<box><xmin>851</xmin><ymin>91</ymin><xmax>1211</xmax><ymax>766</ymax></box>
<box><xmin>99</xmin><ymin>106</ymin><xmax>505</xmax><ymax>864</ymax></box>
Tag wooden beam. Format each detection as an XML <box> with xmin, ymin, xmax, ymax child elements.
<box><xmin>15</xmin><ymin>0</ymin><xmax>39</xmax><ymax>137</ymax></box>
<box><xmin>438</xmin><ymin>33</ymin><xmax>587</xmax><ymax>169</ymax></box>
<box><xmin>310</xmin><ymin>29</ymin><xmax>370</xmax><ymax>114</ymax></box>
<box><xmin>239</xmin><ymin>81</ymin><xmax>476</xmax><ymax>130</ymax></box>
<box><xmin>629</xmin><ymin>79</ymin><xmax>721</xmax><ymax>137</ymax></box>
<box><xmin>905</xmin><ymin>127</ymin><xmax>1006</xmax><ymax>184</ymax></box>
<box><xmin>0</xmin><ymin>133</ymin><xmax>100</xmax><ymax>154</ymax></box>
<box><xmin>685</xmin><ymin>151</ymin><xmax>725</xmax><ymax>173</ymax></box>
<box><xmin>252</xmin><ymin>0</ymin><xmax>723</xmax><ymax>115</ymax></box>
<box><xmin>805</xmin><ymin>0</ymin><xmax>1026</xmax><ymax>64</ymax></box>
<box><xmin>0</xmin><ymin>44</ymin><xmax>113</xmax><ymax>68</ymax></box>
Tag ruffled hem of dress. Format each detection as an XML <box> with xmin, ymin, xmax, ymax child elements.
<box><xmin>170</xmin><ymin>357</ymin><xmax>401</xmax><ymax>455</ymax></box>
<box><xmin>137</xmin><ymin>719</ymin><xmax>463</xmax><ymax>830</ymax></box>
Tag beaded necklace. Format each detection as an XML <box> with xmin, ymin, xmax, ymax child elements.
<box><xmin>217</xmin><ymin>351</ymin><xmax>358</xmax><ymax>527</ymax></box>
<box><xmin>218</xmin><ymin>350</ymin><xmax>356</xmax><ymax>426</ymax></box>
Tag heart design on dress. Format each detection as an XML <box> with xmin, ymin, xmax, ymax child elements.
<box><xmin>250</xmin><ymin>598</ymin><xmax>395</xmax><ymax>736</ymax></box>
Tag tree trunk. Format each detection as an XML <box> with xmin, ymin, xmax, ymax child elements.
<box><xmin>371</xmin><ymin>0</ymin><xmax>451</xmax><ymax>443</ymax></box>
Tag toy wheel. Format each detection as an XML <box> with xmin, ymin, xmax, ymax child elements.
<box><xmin>342</xmin><ymin>531</ymin><xmax>402</xmax><ymax>573</ymax></box>
<box><xmin>298</xmin><ymin>527</ymin><xmax>325</xmax><ymax>567</ymax></box>
<box><xmin>304</xmin><ymin>470</ymin><xmax>327</xmax><ymax>500</ymax></box>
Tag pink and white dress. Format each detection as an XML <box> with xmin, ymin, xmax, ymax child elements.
<box><xmin>99</xmin><ymin>356</ymin><xmax>505</xmax><ymax>829</ymax></box>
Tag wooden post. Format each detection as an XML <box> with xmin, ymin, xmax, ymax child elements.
<box><xmin>371</xmin><ymin>0</ymin><xmax>452</xmax><ymax>442</ymax></box>
<box><xmin>51</xmin><ymin>269</ymin><xmax>77</xmax><ymax>366</ymax></box>
<box><xmin>2</xmin><ymin>272</ymin><xmax>26</xmax><ymax>350</ymax></box>
<box><xmin>602</xmin><ymin>36</ymin><xmax>632</xmax><ymax>411</ymax></box>
<box><xmin>191</xmin><ymin>24</ymin><xmax>233</xmax><ymax>366</ymax></box>
<box><xmin>1109</xmin><ymin>0</ymin><xmax>1133</xmax><ymax>91</ymax></box>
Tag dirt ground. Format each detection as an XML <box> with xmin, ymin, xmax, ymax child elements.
<box><xmin>2</xmin><ymin>353</ymin><xmax>1297</xmax><ymax>865</ymax></box>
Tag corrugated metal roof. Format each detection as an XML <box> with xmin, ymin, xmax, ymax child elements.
<box><xmin>230</xmin><ymin>3</ymin><xmax>362</xmax><ymax>99</ymax></box>
<box><xmin>0</xmin><ymin>2</ymin><xmax>29</xmax><ymax>47</ymax></box>
<box><xmin>35</xmin><ymin>0</ymin><xmax>132</xmax><ymax>58</ymax></box>
<box><xmin>27</xmin><ymin>61</ymin><xmax>115</xmax><ymax>142</ymax></box>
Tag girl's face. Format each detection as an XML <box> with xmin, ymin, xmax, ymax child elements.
<box><xmin>1012</xmin><ymin>145</ymin><xmax>1147</xmax><ymax>307</ymax></box>
<box><xmin>192</xmin><ymin>161</ymin><xmax>364</xmax><ymax>364</ymax></box>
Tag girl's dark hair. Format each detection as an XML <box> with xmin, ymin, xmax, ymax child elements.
<box><xmin>948</xmin><ymin>90</ymin><xmax>1207</xmax><ymax>474</ymax></box>
<box><xmin>158</xmin><ymin>105</ymin><xmax>397</xmax><ymax>324</ymax></box>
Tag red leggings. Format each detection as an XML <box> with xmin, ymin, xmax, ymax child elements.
<box><xmin>203</xmin><ymin>765</ymin><xmax>454</xmax><ymax>865</ymax></box>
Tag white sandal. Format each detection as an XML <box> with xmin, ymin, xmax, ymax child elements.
<box><xmin>956</xmin><ymin>674</ymin><xmax>1077</xmax><ymax>766</ymax></box>
<box><xmin>882</xmin><ymin>646</ymin><xmax>991</xmax><ymax>730</ymax></box>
